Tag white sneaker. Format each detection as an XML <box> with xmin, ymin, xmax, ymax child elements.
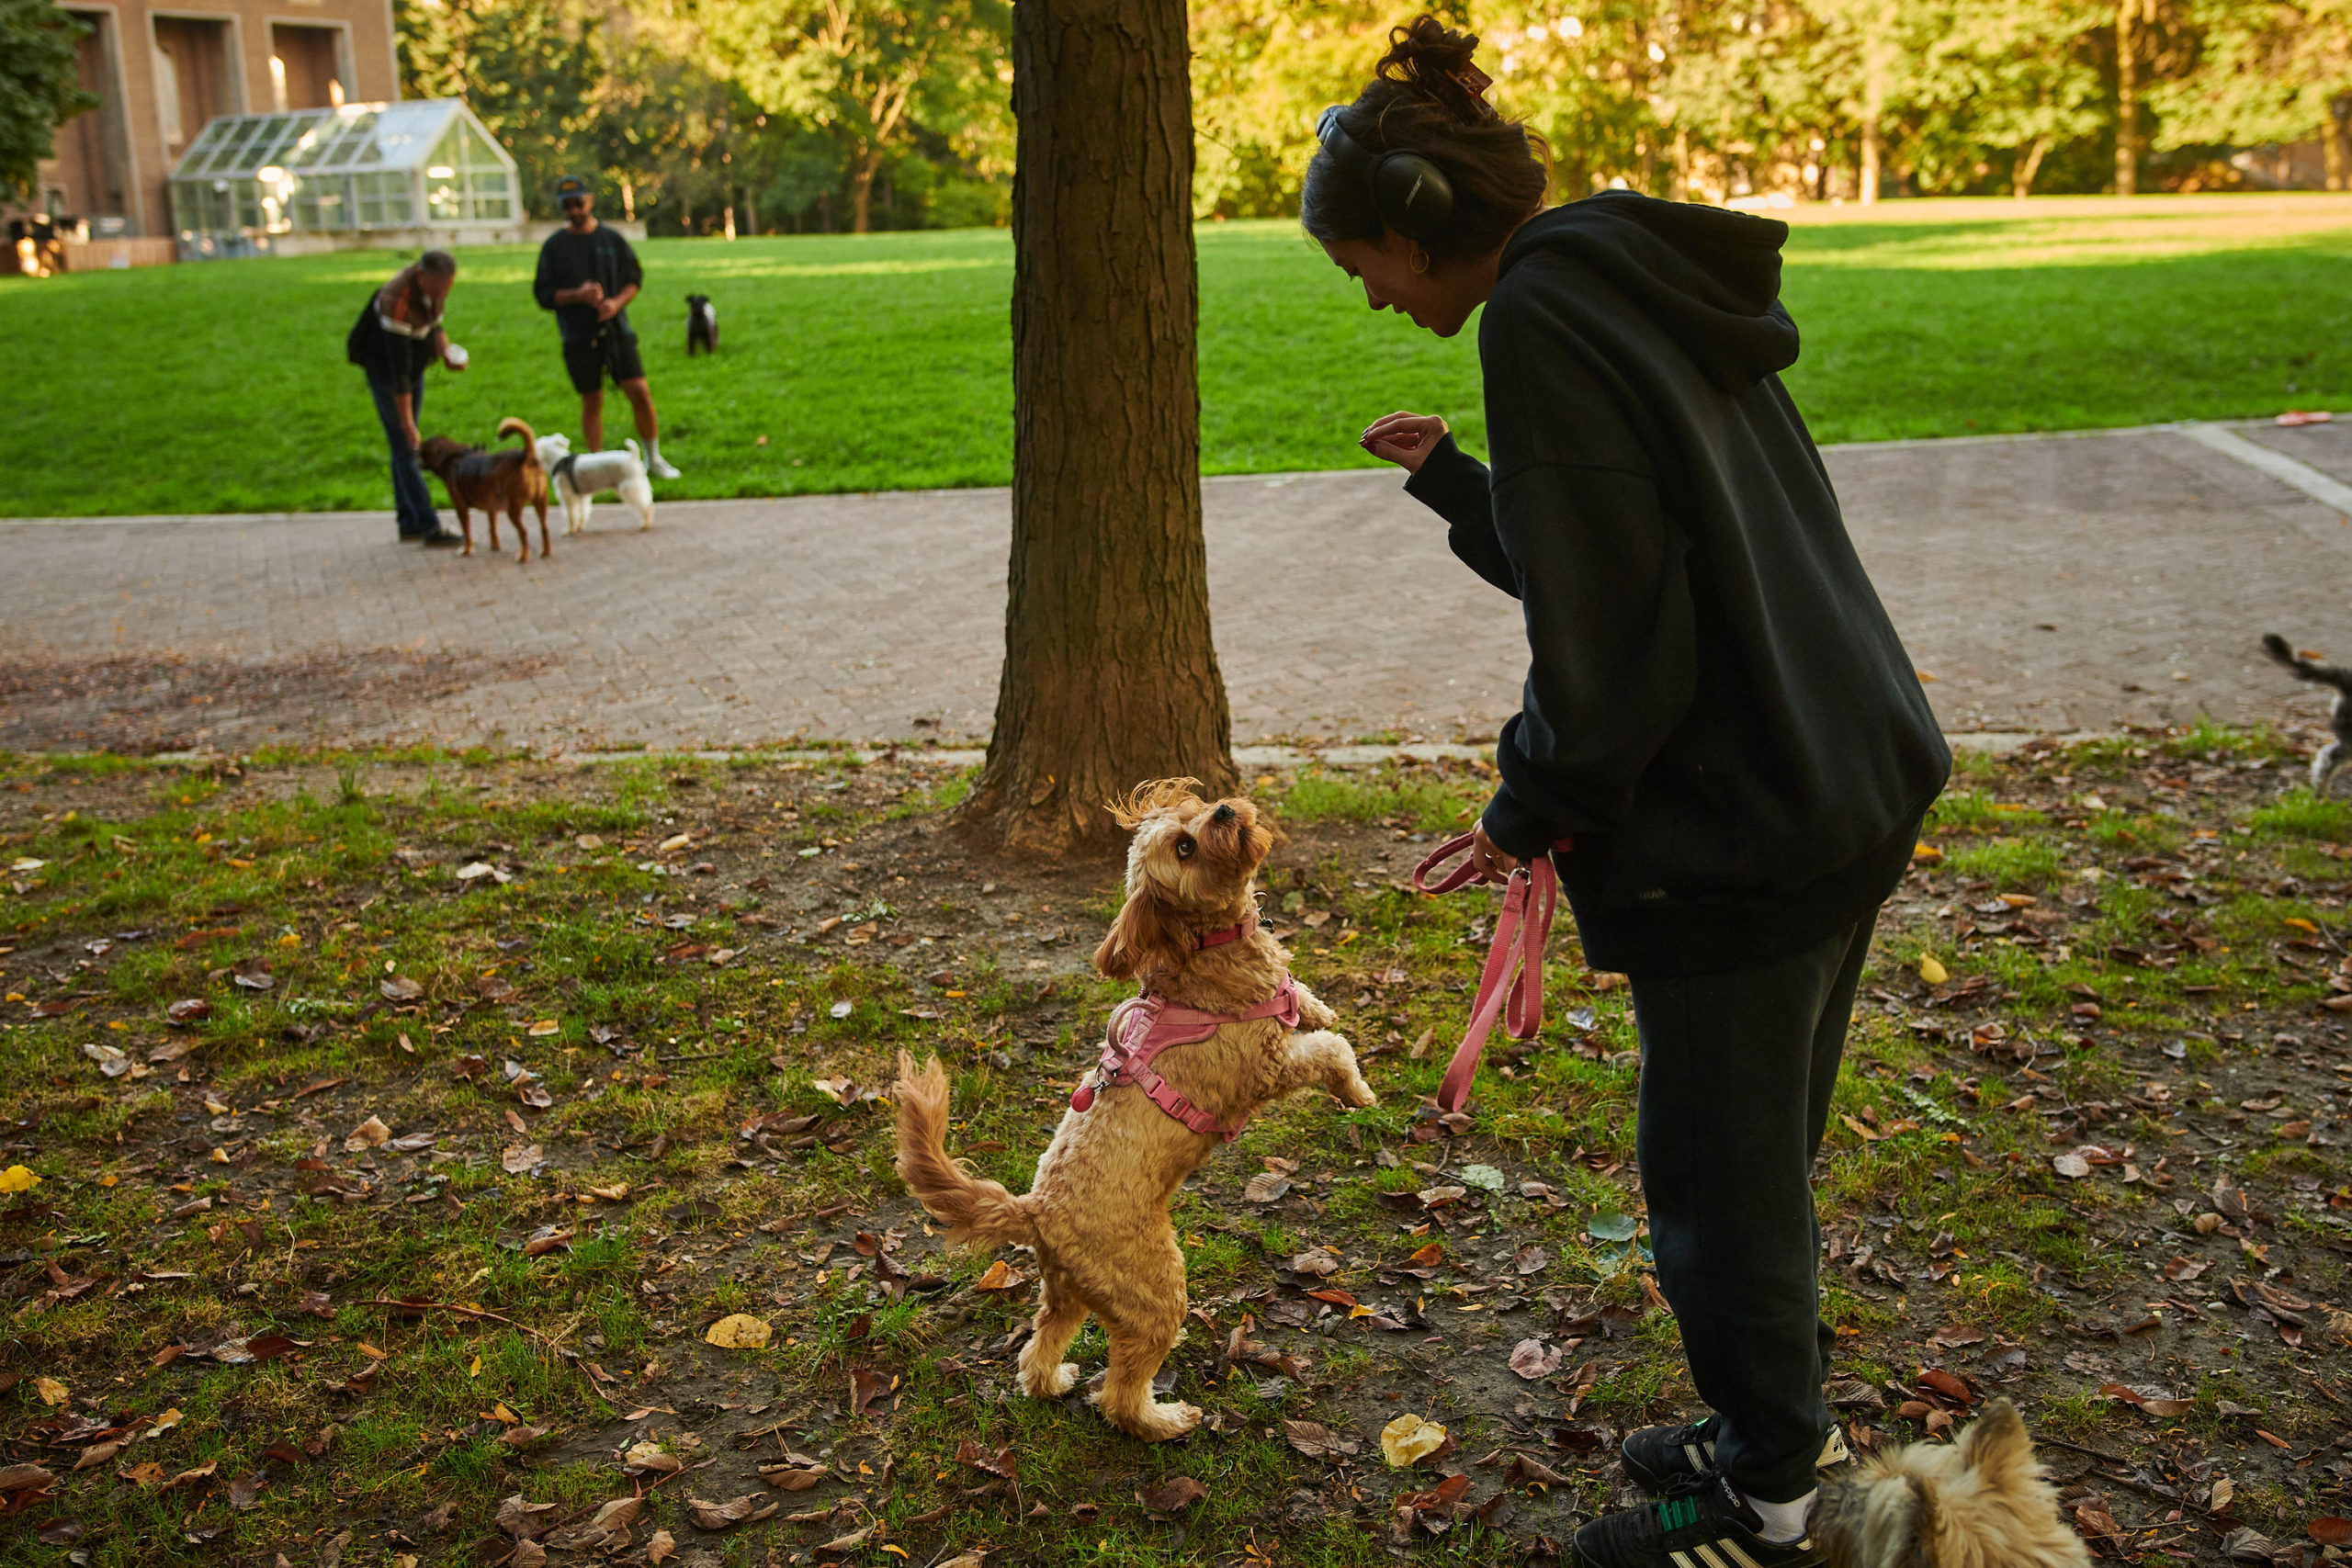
<box><xmin>647</xmin><ymin>456</ymin><xmax>682</xmax><ymax>479</ymax></box>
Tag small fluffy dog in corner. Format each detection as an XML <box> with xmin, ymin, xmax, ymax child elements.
<box><xmin>1813</xmin><ymin>1399</ymin><xmax>2090</xmax><ymax>1568</ymax></box>
<box><xmin>418</xmin><ymin>417</ymin><xmax>549</xmax><ymax>562</ymax></box>
<box><xmin>2264</xmin><ymin>632</ymin><xmax>2352</xmax><ymax>793</ymax></box>
<box><xmin>685</xmin><ymin>293</ymin><xmax>718</xmax><ymax>355</ymax></box>
<box><xmin>893</xmin><ymin>780</ymin><xmax>1375</xmax><ymax>1441</ymax></box>
<box><xmin>533</xmin><ymin>432</ymin><xmax>655</xmax><ymax>536</ymax></box>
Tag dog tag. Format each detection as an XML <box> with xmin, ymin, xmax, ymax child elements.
<box><xmin>1069</xmin><ymin>1083</ymin><xmax>1094</xmax><ymax>1112</ymax></box>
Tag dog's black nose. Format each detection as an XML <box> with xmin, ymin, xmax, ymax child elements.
<box><xmin>1212</xmin><ymin>803</ymin><xmax>1235</xmax><ymax>823</ymax></box>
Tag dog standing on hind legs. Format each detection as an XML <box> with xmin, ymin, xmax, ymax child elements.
<box><xmin>2263</xmin><ymin>632</ymin><xmax>2352</xmax><ymax>793</ymax></box>
<box><xmin>893</xmin><ymin>781</ymin><xmax>1375</xmax><ymax>1440</ymax></box>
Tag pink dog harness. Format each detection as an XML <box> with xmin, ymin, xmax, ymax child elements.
<box><xmin>1409</xmin><ymin>831</ymin><xmax>1576</xmax><ymax>1113</ymax></box>
<box><xmin>1069</xmin><ymin>913</ymin><xmax>1301</xmax><ymax>1141</ymax></box>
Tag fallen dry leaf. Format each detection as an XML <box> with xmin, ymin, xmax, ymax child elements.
<box><xmin>2100</xmin><ymin>1382</ymin><xmax>2194</xmax><ymax>1418</ymax></box>
<box><xmin>1508</xmin><ymin>1339</ymin><xmax>1563</xmax><ymax>1381</ymax></box>
<box><xmin>684</xmin><ymin>1495</ymin><xmax>777</xmax><ymax>1530</ymax></box>
<box><xmin>954</xmin><ymin>1438</ymin><xmax>1019</xmax><ymax>1483</ymax></box>
<box><xmin>759</xmin><ymin>1465</ymin><xmax>825</xmax><ymax>1491</ymax></box>
<box><xmin>501</xmin><ymin>1144</ymin><xmax>544</xmax><ymax>1175</ymax></box>
<box><xmin>1242</xmin><ymin>1172</ymin><xmax>1291</xmax><ymax>1203</ymax></box>
<box><xmin>1136</xmin><ymin>1475</ymin><xmax>1207</xmax><ymax>1512</ymax></box>
<box><xmin>344</xmin><ymin>1115</ymin><xmax>391</xmax><ymax>1152</ymax></box>
<box><xmin>546</xmin><ymin>1496</ymin><xmax>640</xmax><ymax>1550</ymax></box>
<box><xmin>495</xmin><ymin>1495</ymin><xmax>561</xmax><ymax>1540</ymax></box>
<box><xmin>704</xmin><ymin>1314</ymin><xmax>772</xmax><ymax>1350</ymax></box>
<box><xmin>646</xmin><ymin>1529</ymin><xmax>677</xmax><ymax>1565</ymax></box>
<box><xmin>33</xmin><ymin>1376</ymin><xmax>66</xmax><ymax>1406</ymax></box>
<box><xmin>970</xmin><ymin>1259</ymin><xmax>1025</xmax><ymax>1292</ymax></box>
<box><xmin>1380</xmin><ymin>1413</ymin><xmax>1448</xmax><ymax>1468</ymax></box>
<box><xmin>1281</xmin><ymin>1419</ymin><xmax>1359</xmax><ymax>1458</ymax></box>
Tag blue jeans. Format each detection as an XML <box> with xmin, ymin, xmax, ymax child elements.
<box><xmin>366</xmin><ymin>372</ymin><xmax>440</xmax><ymax>536</ymax></box>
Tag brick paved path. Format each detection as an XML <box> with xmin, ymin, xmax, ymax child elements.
<box><xmin>6</xmin><ymin>421</ymin><xmax>2351</xmax><ymax>753</ymax></box>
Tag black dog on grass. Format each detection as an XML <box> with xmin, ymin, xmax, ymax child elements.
<box><xmin>686</xmin><ymin>294</ymin><xmax>718</xmax><ymax>355</ymax></box>
<box><xmin>2264</xmin><ymin>632</ymin><xmax>2352</xmax><ymax>793</ymax></box>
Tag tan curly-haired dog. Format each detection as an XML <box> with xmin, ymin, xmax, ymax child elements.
<box><xmin>1815</xmin><ymin>1400</ymin><xmax>2091</xmax><ymax>1568</ymax></box>
<box><xmin>893</xmin><ymin>780</ymin><xmax>1376</xmax><ymax>1441</ymax></box>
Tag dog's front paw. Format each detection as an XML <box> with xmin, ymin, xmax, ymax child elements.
<box><xmin>1018</xmin><ymin>1359</ymin><xmax>1080</xmax><ymax>1399</ymax></box>
<box><xmin>1121</xmin><ymin>1400</ymin><xmax>1203</xmax><ymax>1442</ymax></box>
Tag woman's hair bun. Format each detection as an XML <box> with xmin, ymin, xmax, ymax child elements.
<box><xmin>1374</xmin><ymin>15</ymin><xmax>1492</xmax><ymax>123</ymax></box>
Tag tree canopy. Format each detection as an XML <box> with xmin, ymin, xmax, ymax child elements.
<box><xmin>383</xmin><ymin>0</ymin><xmax>2352</xmax><ymax>232</ymax></box>
<box><xmin>3</xmin><ymin>0</ymin><xmax>97</xmax><ymax>206</ymax></box>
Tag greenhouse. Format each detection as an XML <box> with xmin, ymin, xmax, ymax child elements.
<box><xmin>166</xmin><ymin>99</ymin><xmax>520</xmax><ymax>254</ymax></box>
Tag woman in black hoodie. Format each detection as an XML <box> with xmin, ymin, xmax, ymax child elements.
<box><xmin>1305</xmin><ymin>19</ymin><xmax>1949</xmax><ymax>1568</ymax></box>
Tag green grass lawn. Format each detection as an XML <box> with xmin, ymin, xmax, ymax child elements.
<box><xmin>7</xmin><ymin>196</ymin><xmax>2352</xmax><ymax>516</ymax></box>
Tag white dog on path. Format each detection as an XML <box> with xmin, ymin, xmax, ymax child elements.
<box><xmin>533</xmin><ymin>433</ymin><xmax>656</xmax><ymax>536</ymax></box>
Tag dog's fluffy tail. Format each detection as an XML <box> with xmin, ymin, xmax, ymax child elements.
<box><xmin>2264</xmin><ymin>632</ymin><xmax>2352</xmax><ymax>694</ymax></box>
<box><xmin>626</xmin><ymin>438</ymin><xmax>642</xmax><ymax>463</ymax></box>
<box><xmin>498</xmin><ymin>417</ymin><xmax>541</xmax><ymax>468</ymax></box>
<box><xmin>892</xmin><ymin>1051</ymin><xmax>1037</xmax><ymax>1248</ymax></box>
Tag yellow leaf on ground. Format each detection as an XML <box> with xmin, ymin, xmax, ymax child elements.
<box><xmin>1917</xmin><ymin>955</ymin><xmax>1949</xmax><ymax>984</ymax></box>
<box><xmin>1378</xmin><ymin>1413</ymin><xmax>1446</xmax><ymax>1468</ymax></box>
<box><xmin>34</xmin><ymin>1377</ymin><xmax>68</xmax><ymax>1406</ymax></box>
<box><xmin>0</xmin><ymin>1166</ymin><xmax>40</xmax><ymax>1193</ymax></box>
<box><xmin>971</xmin><ymin>1259</ymin><xmax>1025</xmax><ymax>1292</ymax></box>
<box><xmin>705</xmin><ymin>1314</ymin><xmax>773</xmax><ymax>1350</ymax></box>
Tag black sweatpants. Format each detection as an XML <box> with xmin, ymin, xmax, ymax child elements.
<box><xmin>1629</xmin><ymin>913</ymin><xmax>1876</xmax><ymax>1504</ymax></box>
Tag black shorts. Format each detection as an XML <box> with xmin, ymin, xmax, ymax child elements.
<box><xmin>562</xmin><ymin>330</ymin><xmax>645</xmax><ymax>395</ymax></box>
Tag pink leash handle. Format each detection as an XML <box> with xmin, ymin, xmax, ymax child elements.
<box><xmin>1410</xmin><ymin>831</ymin><xmax>1571</xmax><ymax>1113</ymax></box>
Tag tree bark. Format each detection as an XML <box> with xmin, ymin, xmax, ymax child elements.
<box><xmin>2013</xmin><ymin>134</ymin><xmax>2050</xmax><ymax>198</ymax></box>
<box><xmin>849</xmin><ymin>147</ymin><xmax>880</xmax><ymax>233</ymax></box>
<box><xmin>957</xmin><ymin>0</ymin><xmax>1236</xmax><ymax>856</ymax></box>
<box><xmin>2114</xmin><ymin>0</ymin><xmax>2139</xmax><ymax>195</ymax></box>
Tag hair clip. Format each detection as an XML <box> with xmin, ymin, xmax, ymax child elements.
<box><xmin>1447</xmin><ymin>62</ymin><xmax>1495</xmax><ymax>108</ymax></box>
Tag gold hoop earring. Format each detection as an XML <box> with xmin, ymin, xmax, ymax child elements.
<box><xmin>1408</xmin><ymin>246</ymin><xmax>1431</xmax><ymax>275</ymax></box>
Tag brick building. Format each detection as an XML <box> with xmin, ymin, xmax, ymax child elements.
<box><xmin>28</xmin><ymin>0</ymin><xmax>401</xmax><ymax>238</ymax></box>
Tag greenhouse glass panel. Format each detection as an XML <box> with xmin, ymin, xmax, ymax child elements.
<box><xmin>167</xmin><ymin>100</ymin><xmax>518</xmax><ymax>241</ymax></box>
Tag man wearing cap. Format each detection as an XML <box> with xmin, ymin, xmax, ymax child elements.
<box><xmin>532</xmin><ymin>175</ymin><xmax>681</xmax><ymax>479</ymax></box>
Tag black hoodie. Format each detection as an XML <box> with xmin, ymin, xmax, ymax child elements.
<box><xmin>1403</xmin><ymin>191</ymin><xmax>1950</xmax><ymax>978</ymax></box>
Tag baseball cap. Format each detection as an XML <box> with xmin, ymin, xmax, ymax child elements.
<box><xmin>554</xmin><ymin>175</ymin><xmax>592</xmax><ymax>204</ymax></box>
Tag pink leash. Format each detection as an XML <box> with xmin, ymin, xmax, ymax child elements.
<box><xmin>1409</xmin><ymin>832</ymin><xmax>1574</xmax><ymax>1112</ymax></box>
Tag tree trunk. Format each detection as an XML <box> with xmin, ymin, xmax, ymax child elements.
<box><xmin>849</xmin><ymin>148</ymin><xmax>880</xmax><ymax>233</ymax></box>
<box><xmin>956</xmin><ymin>0</ymin><xmax>1236</xmax><ymax>856</ymax></box>
<box><xmin>2114</xmin><ymin>0</ymin><xmax>2139</xmax><ymax>195</ymax></box>
<box><xmin>1858</xmin><ymin>5</ymin><xmax>1891</xmax><ymax>205</ymax></box>
<box><xmin>2013</xmin><ymin>134</ymin><xmax>2050</xmax><ymax>197</ymax></box>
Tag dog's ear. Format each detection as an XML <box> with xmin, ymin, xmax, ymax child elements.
<box><xmin>1956</xmin><ymin>1398</ymin><xmax>2036</xmax><ymax>1491</ymax></box>
<box><xmin>1107</xmin><ymin>777</ymin><xmax>1204</xmax><ymax>830</ymax></box>
<box><xmin>1094</xmin><ymin>886</ymin><xmax>1188</xmax><ymax>981</ymax></box>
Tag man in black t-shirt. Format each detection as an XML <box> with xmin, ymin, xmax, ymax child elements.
<box><xmin>531</xmin><ymin>175</ymin><xmax>680</xmax><ymax>478</ymax></box>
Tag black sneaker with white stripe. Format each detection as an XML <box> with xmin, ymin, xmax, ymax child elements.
<box><xmin>1620</xmin><ymin>1418</ymin><xmax>1850</xmax><ymax>1494</ymax></box>
<box><xmin>1572</xmin><ymin>1470</ymin><xmax>1823</xmax><ymax>1568</ymax></box>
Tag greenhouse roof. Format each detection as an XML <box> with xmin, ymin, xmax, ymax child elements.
<box><xmin>167</xmin><ymin>99</ymin><xmax>514</xmax><ymax>181</ymax></box>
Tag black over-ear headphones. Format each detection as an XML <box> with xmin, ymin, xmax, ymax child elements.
<box><xmin>1316</xmin><ymin>106</ymin><xmax>1455</xmax><ymax>240</ymax></box>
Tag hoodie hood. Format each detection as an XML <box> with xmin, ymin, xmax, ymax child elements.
<box><xmin>1497</xmin><ymin>191</ymin><xmax>1798</xmax><ymax>392</ymax></box>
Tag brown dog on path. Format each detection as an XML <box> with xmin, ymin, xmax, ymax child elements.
<box><xmin>418</xmin><ymin>417</ymin><xmax>550</xmax><ymax>562</ymax></box>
